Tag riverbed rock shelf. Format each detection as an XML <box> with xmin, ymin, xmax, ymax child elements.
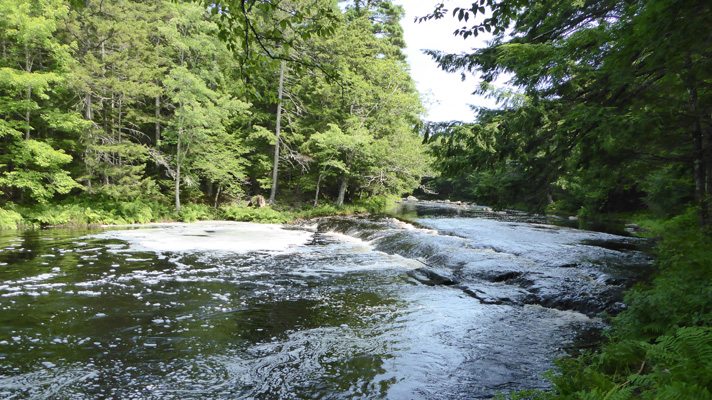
<box><xmin>316</xmin><ymin>214</ymin><xmax>652</xmax><ymax>318</ymax></box>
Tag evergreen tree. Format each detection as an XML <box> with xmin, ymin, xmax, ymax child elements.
<box><xmin>426</xmin><ymin>0</ymin><xmax>712</xmax><ymax>221</ymax></box>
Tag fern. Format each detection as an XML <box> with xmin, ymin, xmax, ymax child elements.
<box><xmin>0</xmin><ymin>207</ymin><xmax>23</xmax><ymax>229</ymax></box>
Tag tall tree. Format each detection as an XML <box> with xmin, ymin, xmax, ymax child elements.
<box><xmin>425</xmin><ymin>0</ymin><xmax>712</xmax><ymax>222</ymax></box>
<box><xmin>62</xmin><ymin>0</ymin><xmax>166</xmax><ymax>198</ymax></box>
<box><xmin>0</xmin><ymin>0</ymin><xmax>84</xmax><ymax>204</ymax></box>
<box><xmin>161</xmin><ymin>1</ymin><xmax>249</xmax><ymax>212</ymax></box>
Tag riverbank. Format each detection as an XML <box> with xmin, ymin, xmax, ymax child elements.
<box><xmin>512</xmin><ymin>208</ymin><xmax>712</xmax><ymax>399</ymax></box>
<box><xmin>0</xmin><ymin>195</ymin><xmax>390</xmax><ymax>230</ymax></box>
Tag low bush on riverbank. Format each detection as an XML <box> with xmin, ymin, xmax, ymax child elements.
<box><xmin>220</xmin><ymin>205</ymin><xmax>294</xmax><ymax>224</ymax></box>
<box><xmin>0</xmin><ymin>208</ymin><xmax>23</xmax><ymax>229</ymax></box>
<box><xmin>504</xmin><ymin>208</ymin><xmax>712</xmax><ymax>399</ymax></box>
<box><xmin>0</xmin><ymin>197</ymin><xmax>175</xmax><ymax>228</ymax></box>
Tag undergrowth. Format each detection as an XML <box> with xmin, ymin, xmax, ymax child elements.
<box><xmin>0</xmin><ymin>194</ymin><xmax>393</xmax><ymax>229</ymax></box>
<box><xmin>499</xmin><ymin>207</ymin><xmax>712</xmax><ymax>399</ymax></box>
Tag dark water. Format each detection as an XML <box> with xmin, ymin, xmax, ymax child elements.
<box><xmin>0</xmin><ymin>202</ymin><xmax>652</xmax><ymax>399</ymax></box>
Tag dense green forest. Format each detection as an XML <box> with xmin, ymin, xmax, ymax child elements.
<box><xmin>0</xmin><ymin>0</ymin><xmax>428</xmax><ymax>227</ymax></box>
<box><xmin>425</xmin><ymin>0</ymin><xmax>711</xmax><ymax>224</ymax></box>
<box><xmin>419</xmin><ymin>0</ymin><xmax>712</xmax><ymax>398</ymax></box>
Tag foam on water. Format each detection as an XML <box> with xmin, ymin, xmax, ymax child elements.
<box><xmin>90</xmin><ymin>221</ymin><xmax>314</xmax><ymax>253</ymax></box>
<box><xmin>0</xmin><ymin>211</ymin><xmax>650</xmax><ymax>399</ymax></box>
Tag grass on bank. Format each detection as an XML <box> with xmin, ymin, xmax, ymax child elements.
<box><xmin>0</xmin><ymin>194</ymin><xmax>394</xmax><ymax>229</ymax></box>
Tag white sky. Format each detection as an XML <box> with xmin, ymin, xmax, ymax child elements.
<box><xmin>393</xmin><ymin>0</ymin><xmax>498</xmax><ymax>122</ymax></box>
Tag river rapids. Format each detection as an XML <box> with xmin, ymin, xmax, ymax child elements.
<box><xmin>0</xmin><ymin>201</ymin><xmax>652</xmax><ymax>399</ymax></box>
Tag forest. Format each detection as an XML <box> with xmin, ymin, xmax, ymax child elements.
<box><xmin>1</xmin><ymin>0</ymin><xmax>712</xmax><ymax>398</ymax></box>
<box><xmin>0</xmin><ymin>0</ymin><xmax>427</xmax><ymax>227</ymax></box>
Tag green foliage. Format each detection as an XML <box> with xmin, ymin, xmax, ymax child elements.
<box><xmin>426</xmin><ymin>0</ymin><xmax>712</xmax><ymax>221</ymax></box>
<box><xmin>176</xmin><ymin>202</ymin><xmax>216</xmax><ymax>222</ymax></box>
<box><xmin>0</xmin><ymin>0</ymin><xmax>428</xmax><ymax>223</ymax></box>
<box><xmin>613</xmin><ymin>210</ymin><xmax>712</xmax><ymax>341</ymax></box>
<box><xmin>23</xmin><ymin>203</ymin><xmax>103</xmax><ymax>226</ymax></box>
<box><xmin>0</xmin><ymin>208</ymin><xmax>23</xmax><ymax>229</ymax></box>
<box><xmin>0</xmin><ymin>139</ymin><xmax>81</xmax><ymax>203</ymax></box>
<box><xmin>1</xmin><ymin>196</ymin><xmax>175</xmax><ymax>227</ymax></box>
<box><xmin>532</xmin><ymin>208</ymin><xmax>712</xmax><ymax>399</ymax></box>
<box><xmin>220</xmin><ymin>205</ymin><xmax>293</xmax><ymax>224</ymax></box>
<box><xmin>296</xmin><ymin>204</ymin><xmax>340</xmax><ymax>219</ymax></box>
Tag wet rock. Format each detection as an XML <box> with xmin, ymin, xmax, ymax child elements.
<box><xmin>625</xmin><ymin>223</ymin><xmax>650</xmax><ymax>235</ymax></box>
<box><xmin>407</xmin><ymin>195</ymin><xmax>419</xmax><ymax>201</ymax></box>
<box><xmin>317</xmin><ymin>207</ymin><xmax>652</xmax><ymax>318</ymax></box>
<box><xmin>406</xmin><ymin>267</ymin><xmax>457</xmax><ymax>286</ymax></box>
<box><xmin>487</xmin><ymin>271</ymin><xmax>523</xmax><ymax>283</ymax></box>
<box><xmin>457</xmin><ymin>283</ymin><xmax>533</xmax><ymax>305</ymax></box>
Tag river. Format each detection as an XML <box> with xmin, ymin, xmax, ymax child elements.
<box><xmin>0</xmin><ymin>201</ymin><xmax>652</xmax><ymax>399</ymax></box>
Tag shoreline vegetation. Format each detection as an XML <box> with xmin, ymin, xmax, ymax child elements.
<box><xmin>0</xmin><ymin>195</ymin><xmax>392</xmax><ymax>230</ymax></box>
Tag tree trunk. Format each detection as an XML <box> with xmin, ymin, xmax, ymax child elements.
<box><xmin>84</xmin><ymin>91</ymin><xmax>93</xmax><ymax>189</ymax></box>
<box><xmin>175</xmin><ymin>137</ymin><xmax>181</xmax><ymax>213</ymax></box>
<box><xmin>24</xmin><ymin>44</ymin><xmax>32</xmax><ymax>140</ymax></box>
<box><xmin>336</xmin><ymin>176</ymin><xmax>348</xmax><ymax>207</ymax></box>
<box><xmin>25</xmin><ymin>86</ymin><xmax>31</xmax><ymax>140</ymax></box>
<box><xmin>155</xmin><ymin>95</ymin><xmax>161</xmax><ymax>145</ymax></box>
<box><xmin>693</xmin><ymin>121</ymin><xmax>707</xmax><ymax>226</ymax></box>
<box><xmin>269</xmin><ymin>60</ymin><xmax>286</xmax><ymax>205</ymax></box>
<box><xmin>117</xmin><ymin>97</ymin><xmax>123</xmax><ymax>165</ymax></box>
<box><xmin>214</xmin><ymin>185</ymin><xmax>222</xmax><ymax>209</ymax></box>
<box><xmin>687</xmin><ymin>56</ymin><xmax>709</xmax><ymax>227</ymax></box>
<box><xmin>84</xmin><ymin>91</ymin><xmax>92</xmax><ymax>120</ymax></box>
<box><xmin>314</xmin><ymin>173</ymin><xmax>324</xmax><ymax>207</ymax></box>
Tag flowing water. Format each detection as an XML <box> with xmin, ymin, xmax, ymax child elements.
<box><xmin>0</xmin><ymin>201</ymin><xmax>652</xmax><ymax>399</ymax></box>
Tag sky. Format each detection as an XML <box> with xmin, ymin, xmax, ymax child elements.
<box><xmin>392</xmin><ymin>0</ymin><xmax>497</xmax><ymax>122</ymax></box>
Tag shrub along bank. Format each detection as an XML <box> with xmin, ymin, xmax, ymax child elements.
<box><xmin>499</xmin><ymin>208</ymin><xmax>712</xmax><ymax>400</ymax></box>
<box><xmin>0</xmin><ymin>195</ymin><xmax>392</xmax><ymax>229</ymax></box>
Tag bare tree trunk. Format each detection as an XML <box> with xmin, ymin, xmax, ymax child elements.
<box><xmin>336</xmin><ymin>176</ymin><xmax>348</xmax><ymax>207</ymax></box>
<box><xmin>84</xmin><ymin>91</ymin><xmax>93</xmax><ymax>190</ymax></box>
<box><xmin>155</xmin><ymin>95</ymin><xmax>161</xmax><ymax>145</ymax></box>
<box><xmin>85</xmin><ymin>92</ymin><xmax>92</xmax><ymax>120</ymax></box>
<box><xmin>693</xmin><ymin>121</ymin><xmax>706</xmax><ymax>226</ymax></box>
<box><xmin>24</xmin><ymin>44</ymin><xmax>32</xmax><ymax>140</ymax></box>
<box><xmin>214</xmin><ymin>185</ymin><xmax>222</xmax><ymax>208</ymax></box>
<box><xmin>314</xmin><ymin>173</ymin><xmax>324</xmax><ymax>207</ymax></box>
<box><xmin>175</xmin><ymin>136</ymin><xmax>181</xmax><ymax>213</ymax></box>
<box><xmin>117</xmin><ymin>96</ymin><xmax>123</xmax><ymax>165</ymax></box>
<box><xmin>687</xmin><ymin>57</ymin><xmax>709</xmax><ymax>227</ymax></box>
<box><xmin>269</xmin><ymin>60</ymin><xmax>286</xmax><ymax>205</ymax></box>
<box><xmin>25</xmin><ymin>86</ymin><xmax>31</xmax><ymax>140</ymax></box>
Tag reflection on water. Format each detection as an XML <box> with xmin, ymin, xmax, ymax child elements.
<box><xmin>0</xmin><ymin>206</ymin><xmax>650</xmax><ymax>399</ymax></box>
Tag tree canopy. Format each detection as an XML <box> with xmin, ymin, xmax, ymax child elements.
<box><xmin>424</xmin><ymin>0</ymin><xmax>712</xmax><ymax>226</ymax></box>
<box><xmin>0</xmin><ymin>0</ymin><xmax>429</xmax><ymax>223</ymax></box>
